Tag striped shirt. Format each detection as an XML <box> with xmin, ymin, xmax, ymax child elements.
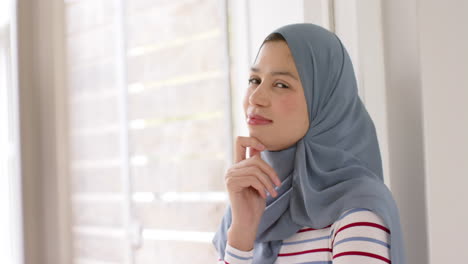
<box><xmin>217</xmin><ymin>208</ymin><xmax>391</xmax><ymax>264</ymax></box>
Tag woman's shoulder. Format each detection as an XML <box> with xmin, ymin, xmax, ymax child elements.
<box><xmin>293</xmin><ymin>208</ymin><xmax>387</xmax><ymax>234</ymax></box>
<box><xmin>333</xmin><ymin>208</ymin><xmax>387</xmax><ymax>227</ymax></box>
<box><xmin>332</xmin><ymin>208</ymin><xmax>390</xmax><ymax>237</ymax></box>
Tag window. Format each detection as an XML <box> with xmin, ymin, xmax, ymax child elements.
<box><xmin>65</xmin><ymin>0</ymin><xmax>231</xmax><ymax>263</ymax></box>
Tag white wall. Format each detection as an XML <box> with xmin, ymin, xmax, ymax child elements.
<box><xmin>381</xmin><ymin>0</ymin><xmax>429</xmax><ymax>263</ymax></box>
<box><xmin>418</xmin><ymin>0</ymin><xmax>468</xmax><ymax>263</ymax></box>
<box><xmin>383</xmin><ymin>0</ymin><xmax>468</xmax><ymax>263</ymax></box>
<box><xmin>247</xmin><ymin>0</ymin><xmax>305</xmax><ymax>58</ymax></box>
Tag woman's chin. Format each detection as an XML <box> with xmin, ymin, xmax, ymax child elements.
<box><xmin>248</xmin><ymin>131</ymin><xmax>265</xmax><ymax>141</ymax></box>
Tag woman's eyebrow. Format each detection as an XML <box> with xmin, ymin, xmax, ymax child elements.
<box><xmin>250</xmin><ymin>66</ymin><xmax>299</xmax><ymax>81</ymax></box>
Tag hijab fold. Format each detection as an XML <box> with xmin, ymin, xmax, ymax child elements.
<box><xmin>212</xmin><ymin>23</ymin><xmax>406</xmax><ymax>264</ymax></box>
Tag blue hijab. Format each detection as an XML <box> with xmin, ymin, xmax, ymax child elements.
<box><xmin>212</xmin><ymin>23</ymin><xmax>406</xmax><ymax>264</ymax></box>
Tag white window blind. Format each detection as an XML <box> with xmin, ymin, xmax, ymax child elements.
<box><xmin>64</xmin><ymin>0</ymin><xmax>231</xmax><ymax>263</ymax></box>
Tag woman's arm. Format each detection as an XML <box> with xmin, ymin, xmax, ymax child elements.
<box><xmin>215</xmin><ymin>226</ymin><xmax>256</xmax><ymax>264</ymax></box>
<box><xmin>331</xmin><ymin>208</ymin><xmax>391</xmax><ymax>264</ymax></box>
<box><xmin>216</xmin><ymin>136</ymin><xmax>280</xmax><ymax>263</ymax></box>
<box><xmin>217</xmin><ymin>243</ymin><xmax>254</xmax><ymax>264</ymax></box>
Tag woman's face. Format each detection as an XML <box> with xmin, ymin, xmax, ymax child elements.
<box><xmin>243</xmin><ymin>40</ymin><xmax>310</xmax><ymax>151</ymax></box>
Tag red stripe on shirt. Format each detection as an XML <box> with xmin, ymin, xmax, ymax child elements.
<box><xmin>331</xmin><ymin>222</ymin><xmax>390</xmax><ymax>246</ymax></box>
<box><xmin>278</xmin><ymin>248</ymin><xmax>332</xmax><ymax>257</ymax></box>
<box><xmin>331</xmin><ymin>221</ymin><xmax>390</xmax><ymax>245</ymax></box>
<box><xmin>333</xmin><ymin>251</ymin><xmax>391</xmax><ymax>263</ymax></box>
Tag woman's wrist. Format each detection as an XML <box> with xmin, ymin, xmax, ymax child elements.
<box><xmin>227</xmin><ymin>225</ymin><xmax>257</xmax><ymax>251</ymax></box>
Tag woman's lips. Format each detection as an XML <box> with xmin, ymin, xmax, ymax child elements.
<box><xmin>247</xmin><ymin>114</ymin><xmax>273</xmax><ymax>125</ymax></box>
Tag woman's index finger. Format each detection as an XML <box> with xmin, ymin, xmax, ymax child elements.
<box><xmin>253</xmin><ymin>155</ymin><xmax>281</xmax><ymax>186</ymax></box>
<box><xmin>234</xmin><ymin>136</ymin><xmax>265</xmax><ymax>163</ymax></box>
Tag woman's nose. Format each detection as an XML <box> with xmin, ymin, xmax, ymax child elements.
<box><xmin>249</xmin><ymin>84</ymin><xmax>270</xmax><ymax>106</ymax></box>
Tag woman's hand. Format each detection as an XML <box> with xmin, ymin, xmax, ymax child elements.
<box><xmin>225</xmin><ymin>136</ymin><xmax>281</xmax><ymax>251</ymax></box>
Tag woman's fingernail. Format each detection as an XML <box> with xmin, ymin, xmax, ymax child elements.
<box><xmin>276</xmin><ymin>177</ymin><xmax>281</xmax><ymax>186</ymax></box>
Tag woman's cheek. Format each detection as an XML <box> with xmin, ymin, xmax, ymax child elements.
<box><xmin>277</xmin><ymin>94</ymin><xmax>309</xmax><ymax>133</ymax></box>
<box><xmin>278</xmin><ymin>95</ymin><xmax>301</xmax><ymax>114</ymax></box>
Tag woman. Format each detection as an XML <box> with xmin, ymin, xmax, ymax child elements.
<box><xmin>212</xmin><ymin>23</ymin><xmax>406</xmax><ymax>264</ymax></box>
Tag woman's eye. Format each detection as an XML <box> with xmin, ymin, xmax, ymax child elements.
<box><xmin>248</xmin><ymin>78</ymin><xmax>260</xmax><ymax>85</ymax></box>
<box><xmin>275</xmin><ymin>82</ymin><xmax>289</xmax><ymax>89</ymax></box>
